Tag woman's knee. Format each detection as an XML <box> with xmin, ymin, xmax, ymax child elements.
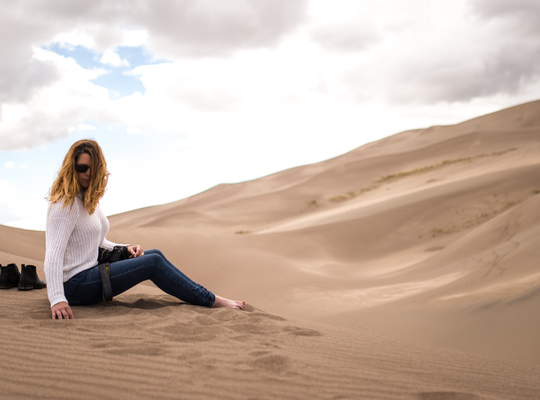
<box><xmin>112</xmin><ymin>251</ymin><xmax>172</xmax><ymax>281</ymax></box>
<box><xmin>144</xmin><ymin>253</ymin><xmax>172</xmax><ymax>273</ymax></box>
<box><xmin>145</xmin><ymin>249</ymin><xmax>164</xmax><ymax>258</ymax></box>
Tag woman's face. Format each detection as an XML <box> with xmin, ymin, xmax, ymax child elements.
<box><xmin>76</xmin><ymin>153</ymin><xmax>92</xmax><ymax>190</ymax></box>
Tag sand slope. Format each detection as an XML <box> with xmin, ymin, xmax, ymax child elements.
<box><xmin>1</xmin><ymin>100</ymin><xmax>540</xmax><ymax>398</ymax></box>
<box><xmin>107</xmin><ymin>100</ymin><xmax>540</xmax><ymax>365</ymax></box>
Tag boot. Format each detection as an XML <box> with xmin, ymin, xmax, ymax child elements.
<box><xmin>18</xmin><ymin>264</ymin><xmax>46</xmax><ymax>291</ymax></box>
<box><xmin>0</xmin><ymin>263</ymin><xmax>21</xmax><ymax>289</ymax></box>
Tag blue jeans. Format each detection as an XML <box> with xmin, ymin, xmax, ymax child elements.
<box><xmin>64</xmin><ymin>249</ymin><xmax>215</xmax><ymax>307</ymax></box>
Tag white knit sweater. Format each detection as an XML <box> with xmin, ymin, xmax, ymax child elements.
<box><xmin>44</xmin><ymin>195</ymin><xmax>125</xmax><ymax>307</ymax></box>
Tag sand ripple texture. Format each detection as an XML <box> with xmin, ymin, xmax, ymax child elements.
<box><xmin>1</xmin><ymin>286</ymin><xmax>539</xmax><ymax>400</ymax></box>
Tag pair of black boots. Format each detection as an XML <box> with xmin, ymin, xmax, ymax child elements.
<box><xmin>0</xmin><ymin>263</ymin><xmax>46</xmax><ymax>291</ymax></box>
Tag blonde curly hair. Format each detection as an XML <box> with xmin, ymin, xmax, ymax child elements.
<box><xmin>47</xmin><ymin>139</ymin><xmax>109</xmax><ymax>215</ymax></box>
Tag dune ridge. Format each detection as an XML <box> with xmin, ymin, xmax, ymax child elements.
<box><xmin>1</xmin><ymin>100</ymin><xmax>540</xmax><ymax>398</ymax></box>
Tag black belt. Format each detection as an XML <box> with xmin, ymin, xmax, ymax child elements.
<box><xmin>98</xmin><ymin>262</ymin><xmax>113</xmax><ymax>301</ymax></box>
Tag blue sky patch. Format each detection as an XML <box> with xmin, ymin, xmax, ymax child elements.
<box><xmin>116</xmin><ymin>46</ymin><xmax>162</xmax><ymax>68</ymax></box>
<box><xmin>48</xmin><ymin>43</ymin><xmax>99</xmax><ymax>69</ymax></box>
<box><xmin>46</xmin><ymin>44</ymin><xmax>165</xmax><ymax>97</ymax></box>
<box><xmin>92</xmin><ymin>70</ymin><xmax>146</xmax><ymax>97</ymax></box>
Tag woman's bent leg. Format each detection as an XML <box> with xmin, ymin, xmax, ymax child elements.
<box><xmin>109</xmin><ymin>250</ymin><xmax>215</xmax><ymax>307</ymax></box>
<box><xmin>64</xmin><ymin>267</ymin><xmax>103</xmax><ymax>305</ymax></box>
<box><xmin>64</xmin><ymin>249</ymin><xmax>244</xmax><ymax>309</ymax></box>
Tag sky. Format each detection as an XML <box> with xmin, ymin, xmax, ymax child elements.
<box><xmin>1</xmin><ymin>0</ymin><xmax>540</xmax><ymax>231</ymax></box>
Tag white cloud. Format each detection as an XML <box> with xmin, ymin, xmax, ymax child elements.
<box><xmin>5</xmin><ymin>161</ymin><xmax>15</xmax><ymax>169</ymax></box>
<box><xmin>1</xmin><ymin>0</ymin><xmax>538</xmax><ymax>147</ymax></box>
<box><xmin>329</xmin><ymin>0</ymin><xmax>540</xmax><ymax>104</ymax></box>
<box><xmin>2</xmin><ymin>0</ymin><xmax>534</xmax><ymax>153</ymax></box>
<box><xmin>52</xmin><ymin>29</ymin><xmax>98</xmax><ymax>50</ymax></box>
<box><xmin>0</xmin><ymin>0</ymin><xmax>310</xmax><ymax>151</ymax></box>
<box><xmin>10</xmin><ymin>0</ymin><xmax>309</xmax><ymax>57</ymax></box>
<box><xmin>122</xmin><ymin>29</ymin><xmax>148</xmax><ymax>47</ymax></box>
<box><xmin>0</xmin><ymin>179</ymin><xmax>45</xmax><ymax>230</ymax></box>
<box><xmin>470</xmin><ymin>0</ymin><xmax>540</xmax><ymax>22</ymax></box>
<box><xmin>0</xmin><ymin>2</ymin><xmax>63</xmax><ymax>104</ymax></box>
<box><xmin>134</xmin><ymin>0</ymin><xmax>309</xmax><ymax>58</ymax></box>
<box><xmin>310</xmin><ymin>21</ymin><xmax>381</xmax><ymax>53</ymax></box>
<box><xmin>100</xmin><ymin>49</ymin><xmax>129</xmax><ymax>67</ymax></box>
<box><xmin>0</xmin><ymin>47</ymin><xmax>110</xmax><ymax>150</ymax></box>
<box><xmin>0</xmin><ymin>179</ymin><xmax>18</xmax><ymax>204</ymax></box>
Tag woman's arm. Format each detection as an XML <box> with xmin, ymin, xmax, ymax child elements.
<box><xmin>44</xmin><ymin>201</ymin><xmax>79</xmax><ymax>310</ymax></box>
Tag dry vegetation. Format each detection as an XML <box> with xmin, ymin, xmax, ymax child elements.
<box><xmin>328</xmin><ymin>147</ymin><xmax>518</xmax><ymax>203</ymax></box>
<box><xmin>430</xmin><ymin>201</ymin><xmax>521</xmax><ymax>237</ymax></box>
<box><xmin>430</xmin><ymin>189</ymin><xmax>540</xmax><ymax>237</ymax></box>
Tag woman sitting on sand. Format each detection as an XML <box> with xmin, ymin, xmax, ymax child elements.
<box><xmin>45</xmin><ymin>139</ymin><xmax>244</xmax><ymax>320</ymax></box>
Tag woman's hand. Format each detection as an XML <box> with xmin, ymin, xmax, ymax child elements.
<box><xmin>127</xmin><ymin>245</ymin><xmax>144</xmax><ymax>258</ymax></box>
<box><xmin>51</xmin><ymin>302</ymin><xmax>74</xmax><ymax>320</ymax></box>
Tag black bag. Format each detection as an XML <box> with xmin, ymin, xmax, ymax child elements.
<box><xmin>98</xmin><ymin>246</ymin><xmax>131</xmax><ymax>263</ymax></box>
<box><xmin>97</xmin><ymin>246</ymin><xmax>130</xmax><ymax>301</ymax></box>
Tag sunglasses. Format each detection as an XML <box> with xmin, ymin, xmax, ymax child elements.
<box><xmin>75</xmin><ymin>164</ymin><xmax>91</xmax><ymax>173</ymax></box>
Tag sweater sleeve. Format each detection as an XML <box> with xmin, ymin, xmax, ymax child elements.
<box><xmin>44</xmin><ymin>201</ymin><xmax>79</xmax><ymax>308</ymax></box>
<box><xmin>101</xmin><ymin>238</ymin><xmax>128</xmax><ymax>249</ymax></box>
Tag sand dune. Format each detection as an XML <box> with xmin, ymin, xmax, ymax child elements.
<box><xmin>108</xmin><ymin>100</ymin><xmax>540</xmax><ymax>364</ymax></box>
<box><xmin>1</xmin><ymin>100</ymin><xmax>540</xmax><ymax>398</ymax></box>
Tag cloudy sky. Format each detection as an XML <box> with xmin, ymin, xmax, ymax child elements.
<box><xmin>1</xmin><ymin>0</ymin><xmax>540</xmax><ymax>231</ymax></box>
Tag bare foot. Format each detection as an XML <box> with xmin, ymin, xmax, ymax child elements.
<box><xmin>212</xmin><ymin>295</ymin><xmax>245</xmax><ymax>310</ymax></box>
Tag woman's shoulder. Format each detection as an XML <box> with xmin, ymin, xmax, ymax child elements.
<box><xmin>48</xmin><ymin>197</ymin><xmax>82</xmax><ymax>219</ymax></box>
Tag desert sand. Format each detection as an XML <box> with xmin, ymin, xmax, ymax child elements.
<box><xmin>1</xmin><ymin>100</ymin><xmax>540</xmax><ymax>399</ymax></box>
